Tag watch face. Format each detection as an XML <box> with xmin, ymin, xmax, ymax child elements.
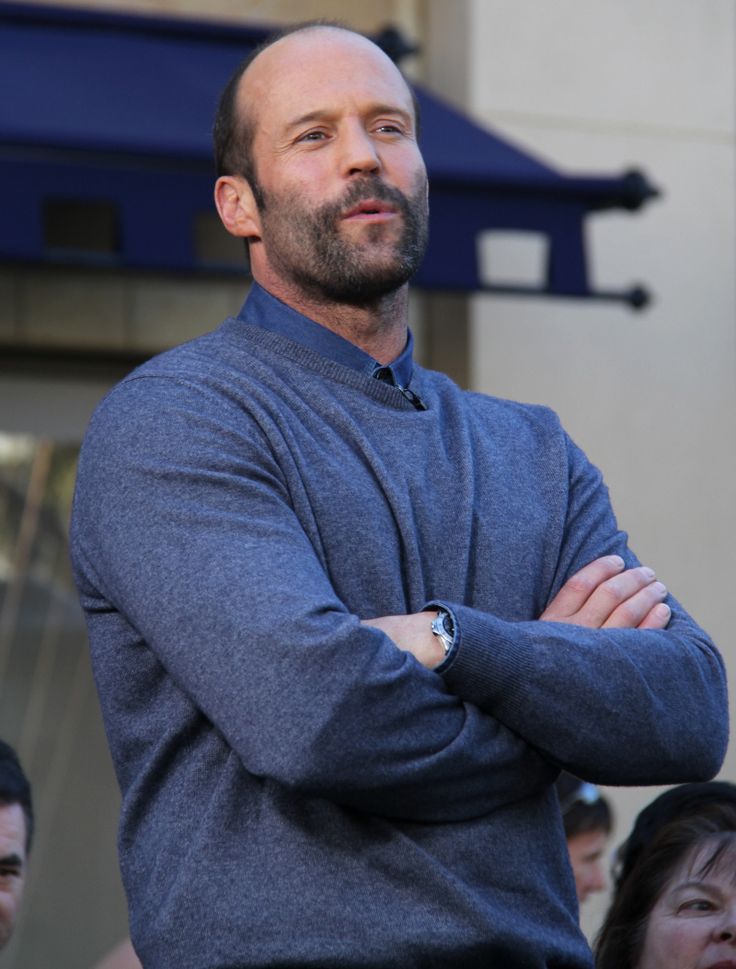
<box><xmin>432</xmin><ymin>610</ymin><xmax>454</xmax><ymax>652</ymax></box>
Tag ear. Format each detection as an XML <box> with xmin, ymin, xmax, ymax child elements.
<box><xmin>214</xmin><ymin>175</ymin><xmax>261</xmax><ymax>239</ymax></box>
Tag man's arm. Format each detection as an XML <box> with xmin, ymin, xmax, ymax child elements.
<box><xmin>72</xmin><ymin>376</ymin><xmax>555</xmax><ymax>824</ymax></box>
<box><xmin>364</xmin><ymin>440</ymin><xmax>728</xmax><ymax>785</ymax></box>
<box><xmin>362</xmin><ymin>555</ymin><xmax>671</xmax><ymax>669</ymax></box>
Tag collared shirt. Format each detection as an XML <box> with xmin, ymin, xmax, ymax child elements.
<box><xmin>237</xmin><ymin>283</ymin><xmax>415</xmax><ymax>390</ymax></box>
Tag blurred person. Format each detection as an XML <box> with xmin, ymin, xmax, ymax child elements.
<box><xmin>0</xmin><ymin>740</ymin><xmax>32</xmax><ymax>952</ymax></box>
<box><xmin>70</xmin><ymin>21</ymin><xmax>728</xmax><ymax>969</ymax></box>
<box><xmin>595</xmin><ymin>781</ymin><xmax>736</xmax><ymax>968</ymax></box>
<box><xmin>93</xmin><ymin>937</ymin><xmax>142</xmax><ymax>969</ymax></box>
<box><xmin>556</xmin><ymin>772</ymin><xmax>613</xmax><ymax>906</ymax></box>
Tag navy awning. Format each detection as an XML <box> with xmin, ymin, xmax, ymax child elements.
<box><xmin>0</xmin><ymin>2</ymin><xmax>659</xmax><ymax>307</ymax></box>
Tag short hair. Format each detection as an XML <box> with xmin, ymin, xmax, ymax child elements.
<box><xmin>0</xmin><ymin>740</ymin><xmax>33</xmax><ymax>854</ymax></box>
<box><xmin>555</xmin><ymin>772</ymin><xmax>613</xmax><ymax>840</ymax></box>
<box><xmin>212</xmin><ymin>20</ymin><xmax>421</xmax><ymax>190</ymax></box>
<box><xmin>595</xmin><ymin>790</ymin><xmax>736</xmax><ymax>969</ymax></box>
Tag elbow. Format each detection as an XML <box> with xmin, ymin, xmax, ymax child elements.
<box><xmin>665</xmin><ymin>701</ymin><xmax>729</xmax><ymax>784</ymax></box>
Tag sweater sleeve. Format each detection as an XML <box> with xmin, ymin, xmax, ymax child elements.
<box><xmin>436</xmin><ymin>432</ymin><xmax>729</xmax><ymax>785</ymax></box>
<box><xmin>71</xmin><ymin>376</ymin><xmax>554</xmax><ymax>823</ymax></box>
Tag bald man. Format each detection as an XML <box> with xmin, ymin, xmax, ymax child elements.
<box><xmin>71</xmin><ymin>23</ymin><xmax>727</xmax><ymax>969</ymax></box>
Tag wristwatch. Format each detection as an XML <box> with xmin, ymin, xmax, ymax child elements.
<box><xmin>430</xmin><ymin>607</ymin><xmax>456</xmax><ymax>658</ymax></box>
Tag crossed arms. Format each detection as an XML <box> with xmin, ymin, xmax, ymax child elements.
<box><xmin>71</xmin><ymin>375</ymin><xmax>729</xmax><ymax>824</ymax></box>
<box><xmin>363</xmin><ymin>555</ymin><xmax>672</xmax><ymax>670</ymax></box>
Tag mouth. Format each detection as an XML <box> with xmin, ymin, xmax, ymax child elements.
<box><xmin>705</xmin><ymin>962</ymin><xmax>736</xmax><ymax>969</ymax></box>
<box><xmin>341</xmin><ymin>199</ymin><xmax>398</xmax><ymax>223</ymax></box>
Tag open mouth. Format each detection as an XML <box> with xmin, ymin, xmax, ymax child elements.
<box><xmin>342</xmin><ymin>200</ymin><xmax>397</xmax><ymax>220</ymax></box>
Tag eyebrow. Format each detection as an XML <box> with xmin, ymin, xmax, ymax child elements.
<box><xmin>670</xmin><ymin>879</ymin><xmax>722</xmax><ymax>897</ymax></box>
<box><xmin>0</xmin><ymin>853</ymin><xmax>23</xmax><ymax>868</ymax></box>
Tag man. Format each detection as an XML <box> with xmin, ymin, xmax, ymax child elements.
<box><xmin>555</xmin><ymin>772</ymin><xmax>613</xmax><ymax>907</ymax></box>
<box><xmin>0</xmin><ymin>741</ymin><xmax>32</xmax><ymax>953</ymax></box>
<box><xmin>70</xmin><ymin>23</ymin><xmax>728</xmax><ymax>969</ymax></box>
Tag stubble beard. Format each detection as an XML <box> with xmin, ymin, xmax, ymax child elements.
<box><xmin>255</xmin><ymin>174</ymin><xmax>429</xmax><ymax>307</ymax></box>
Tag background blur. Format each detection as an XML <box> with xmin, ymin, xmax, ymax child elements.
<box><xmin>0</xmin><ymin>0</ymin><xmax>733</xmax><ymax>963</ymax></box>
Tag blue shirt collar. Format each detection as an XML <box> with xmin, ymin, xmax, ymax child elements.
<box><xmin>237</xmin><ymin>283</ymin><xmax>414</xmax><ymax>389</ymax></box>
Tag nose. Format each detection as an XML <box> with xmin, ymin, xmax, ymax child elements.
<box><xmin>340</xmin><ymin>121</ymin><xmax>381</xmax><ymax>177</ymax></box>
<box><xmin>714</xmin><ymin>911</ymin><xmax>736</xmax><ymax>943</ymax></box>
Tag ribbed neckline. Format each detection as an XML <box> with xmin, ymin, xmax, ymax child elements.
<box><xmin>218</xmin><ymin>315</ymin><xmax>427</xmax><ymax>413</ymax></box>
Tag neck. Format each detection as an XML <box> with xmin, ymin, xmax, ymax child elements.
<box><xmin>252</xmin><ymin>273</ymin><xmax>409</xmax><ymax>365</ymax></box>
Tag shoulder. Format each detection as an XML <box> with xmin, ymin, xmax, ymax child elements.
<box><xmin>416</xmin><ymin>365</ymin><xmax>566</xmax><ymax>441</ymax></box>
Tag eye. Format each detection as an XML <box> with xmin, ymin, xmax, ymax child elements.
<box><xmin>0</xmin><ymin>865</ymin><xmax>21</xmax><ymax>879</ymax></box>
<box><xmin>375</xmin><ymin>123</ymin><xmax>404</xmax><ymax>135</ymax></box>
<box><xmin>296</xmin><ymin>130</ymin><xmax>328</xmax><ymax>143</ymax></box>
<box><xmin>678</xmin><ymin>897</ymin><xmax>717</xmax><ymax>914</ymax></box>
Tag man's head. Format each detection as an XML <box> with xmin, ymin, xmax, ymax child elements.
<box><xmin>213</xmin><ymin>23</ymin><xmax>429</xmax><ymax>308</ymax></box>
<box><xmin>556</xmin><ymin>773</ymin><xmax>613</xmax><ymax>906</ymax></box>
<box><xmin>0</xmin><ymin>741</ymin><xmax>32</xmax><ymax>950</ymax></box>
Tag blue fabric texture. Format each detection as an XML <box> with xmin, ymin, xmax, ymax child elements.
<box><xmin>70</xmin><ymin>292</ymin><xmax>728</xmax><ymax>969</ymax></box>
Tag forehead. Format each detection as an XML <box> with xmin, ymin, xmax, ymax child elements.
<box><xmin>238</xmin><ymin>29</ymin><xmax>415</xmax><ymax>131</ymax></box>
<box><xmin>0</xmin><ymin>803</ymin><xmax>25</xmax><ymax>856</ymax></box>
<box><xmin>669</xmin><ymin>837</ymin><xmax>736</xmax><ymax>888</ymax></box>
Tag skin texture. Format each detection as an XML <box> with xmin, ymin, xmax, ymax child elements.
<box><xmin>0</xmin><ymin>803</ymin><xmax>26</xmax><ymax>951</ymax></box>
<box><xmin>215</xmin><ymin>26</ymin><xmax>428</xmax><ymax>364</ymax></box>
<box><xmin>567</xmin><ymin>829</ymin><xmax>610</xmax><ymax>904</ymax></box>
<box><xmin>638</xmin><ymin>844</ymin><xmax>736</xmax><ymax>969</ymax></box>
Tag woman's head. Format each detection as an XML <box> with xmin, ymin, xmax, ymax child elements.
<box><xmin>595</xmin><ymin>785</ymin><xmax>736</xmax><ymax>969</ymax></box>
<box><xmin>637</xmin><ymin>827</ymin><xmax>736</xmax><ymax>969</ymax></box>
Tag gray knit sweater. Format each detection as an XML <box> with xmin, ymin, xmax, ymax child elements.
<box><xmin>70</xmin><ymin>307</ymin><xmax>728</xmax><ymax>968</ymax></box>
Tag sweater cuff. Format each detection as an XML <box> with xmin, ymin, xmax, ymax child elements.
<box><xmin>431</xmin><ymin>602</ymin><xmax>540</xmax><ymax>714</ymax></box>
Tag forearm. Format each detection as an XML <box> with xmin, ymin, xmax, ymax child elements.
<box><xmin>438</xmin><ymin>597</ymin><xmax>727</xmax><ymax>784</ymax></box>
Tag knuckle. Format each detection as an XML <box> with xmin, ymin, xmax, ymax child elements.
<box><xmin>566</xmin><ymin>575</ymin><xmax>595</xmax><ymax>595</ymax></box>
<box><xmin>597</xmin><ymin>579</ymin><xmax>623</xmax><ymax>604</ymax></box>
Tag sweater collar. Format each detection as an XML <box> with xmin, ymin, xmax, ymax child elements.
<box><xmin>237</xmin><ymin>283</ymin><xmax>414</xmax><ymax>389</ymax></box>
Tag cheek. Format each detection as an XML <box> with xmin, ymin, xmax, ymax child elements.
<box><xmin>640</xmin><ymin>918</ymin><xmax>710</xmax><ymax>969</ymax></box>
<box><xmin>0</xmin><ymin>890</ymin><xmax>14</xmax><ymax>925</ymax></box>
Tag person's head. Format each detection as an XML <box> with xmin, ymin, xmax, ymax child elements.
<box><xmin>595</xmin><ymin>783</ymin><xmax>736</xmax><ymax>969</ymax></box>
<box><xmin>0</xmin><ymin>741</ymin><xmax>32</xmax><ymax>950</ymax></box>
<box><xmin>555</xmin><ymin>773</ymin><xmax>613</xmax><ymax>905</ymax></box>
<box><xmin>213</xmin><ymin>22</ymin><xmax>429</xmax><ymax>308</ymax></box>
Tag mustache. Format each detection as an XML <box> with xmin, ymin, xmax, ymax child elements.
<box><xmin>327</xmin><ymin>177</ymin><xmax>421</xmax><ymax>220</ymax></box>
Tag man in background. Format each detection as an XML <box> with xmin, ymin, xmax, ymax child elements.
<box><xmin>556</xmin><ymin>771</ymin><xmax>613</xmax><ymax>908</ymax></box>
<box><xmin>0</xmin><ymin>740</ymin><xmax>32</xmax><ymax>953</ymax></box>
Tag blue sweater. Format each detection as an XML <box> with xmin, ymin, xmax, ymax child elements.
<box><xmin>70</xmin><ymin>296</ymin><xmax>728</xmax><ymax>968</ymax></box>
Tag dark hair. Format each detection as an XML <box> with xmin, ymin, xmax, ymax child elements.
<box><xmin>0</xmin><ymin>740</ymin><xmax>33</xmax><ymax>854</ymax></box>
<box><xmin>595</xmin><ymin>788</ymin><xmax>736</xmax><ymax>969</ymax></box>
<box><xmin>555</xmin><ymin>772</ymin><xmax>613</xmax><ymax>840</ymax></box>
<box><xmin>212</xmin><ymin>20</ymin><xmax>420</xmax><ymax>193</ymax></box>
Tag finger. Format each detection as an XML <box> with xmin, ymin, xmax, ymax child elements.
<box><xmin>540</xmin><ymin>555</ymin><xmax>625</xmax><ymax>620</ymax></box>
<box><xmin>637</xmin><ymin>602</ymin><xmax>672</xmax><ymax>630</ymax></box>
<box><xmin>576</xmin><ymin>566</ymin><xmax>658</xmax><ymax>627</ymax></box>
<box><xmin>601</xmin><ymin>581</ymin><xmax>668</xmax><ymax>629</ymax></box>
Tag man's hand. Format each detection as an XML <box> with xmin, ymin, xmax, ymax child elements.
<box><xmin>540</xmin><ymin>555</ymin><xmax>671</xmax><ymax>630</ymax></box>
